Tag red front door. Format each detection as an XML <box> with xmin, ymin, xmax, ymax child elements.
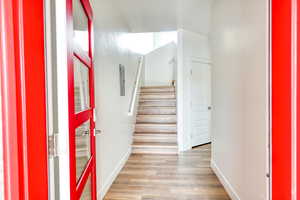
<box><xmin>67</xmin><ymin>0</ymin><xmax>97</xmax><ymax>199</ymax></box>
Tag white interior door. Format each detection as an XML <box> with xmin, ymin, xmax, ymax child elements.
<box><xmin>190</xmin><ymin>61</ymin><xmax>211</xmax><ymax>147</ymax></box>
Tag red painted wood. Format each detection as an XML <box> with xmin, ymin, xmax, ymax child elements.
<box><xmin>67</xmin><ymin>0</ymin><xmax>97</xmax><ymax>199</ymax></box>
<box><xmin>272</xmin><ymin>0</ymin><xmax>292</xmax><ymax>199</ymax></box>
<box><xmin>1</xmin><ymin>0</ymin><xmax>48</xmax><ymax>199</ymax></box>
<box><xmin>75</xmin><ymin>109</ymin><xmax>93</xmax><ymax>128</ymax></box>
<box><xmin>76</xmin><ymin>156</ymin><xmax>94</xmax><ymax>199</ymax></box>
<box><xmin>88</xmin><ymin>18</ymin><xmax>97</xmax><ymax>199</ymax></box>
<box><xmin>297</xmin><ymin>0</ymin><xmax>300</xmax><ymax>198</ymax></box>
<box><xmin>21</xmin><ymin>1</ymin><xmax>49</xmax><ymax>198</ymax></box>
<box><xmin>67</xmin><ymin>0</ymin><xmax>77</xmax><ymax>198</ymax></box>
<box><xmin>13</xmin><ymin>0</ymin><xmax>29</xmax><ymax>198</ymax></box>
<box><xmin>74</xmin><ymin>48</ymin><xmax>92</xmax><ymax>68</ymax></box>
<box><xmin>0</xmin><ymin>1</ymin><xmax>21</xmax><ymax>199</ymax></box>
<box><xmin>81</xmin><ymin>0</ymin><xmax>94</xmax><ymax>20</ymax></box>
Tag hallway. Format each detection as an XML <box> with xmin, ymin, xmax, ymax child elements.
<box><xmin>104</xmin><ymin>144</ymin><xmax>230</xmax><ymax>200</ymax></box>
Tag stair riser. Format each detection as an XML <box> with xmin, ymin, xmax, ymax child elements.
<box><xmin>133</xmin><ymin>135</ymin><xmax>177</xmax><ymax>143</ymax></box>
<box><xmin>135</xmin><ymin>125</ymin><xmax>177</xmax><ymax>133</ymax></box>
<box><xmin>139</xmin><ymin>101</ymin><xmax>176</xmax><ymax>107</ymax></box>
<box><xmin>132</xmin><ymin>147</ymin><xmax>178</xmax><ymax>154</ymax></box>
<box><xmin>136</xmin><ymin>115</ymin><xmax>177</xmax><ymax>124</ymax></box>
<box><xmin>138</xmin><ymin>108</ymin><xmax>176</xmax><ymax>115</ymax></box>
<box><xmin>141</xmin><ymin>88</ymin><xmax>175</xmax><ymax>93</ymax></box>
<box><xmin>140</xmin><ymin>94</ymin><xmax>176</xmax><ymax>100</ymax></box>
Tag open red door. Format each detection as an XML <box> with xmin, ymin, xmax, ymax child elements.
<box><xmin>67</xmin><ymin>0</ymin><xmax>97</xmax><ymax>199</ymax></box>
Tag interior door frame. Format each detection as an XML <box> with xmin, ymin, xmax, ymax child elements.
<box><xmin>66</xmin><ymin>0</ymin><xmax>97</xmax><ymax>199</ymax></box>
<box><xmin>189</xmin><ymin>58</ymin><xmax>212</xmax><ymax>148</ymax></box>
<box><xmin>0</xmin><ymin>0</ymin><xmax>49</xmax><ymax>199</ymax></box>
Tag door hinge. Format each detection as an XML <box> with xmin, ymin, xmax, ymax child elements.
<box><xmin>48</xmin><ymin>134</ymin><xmax>59</xmax><ymax>158</ymax></box>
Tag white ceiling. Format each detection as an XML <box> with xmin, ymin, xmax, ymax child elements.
<box><xmin>179</xmin><ymin>0</ymin><xmax>213</xmax><ymax>34</ymax></box>
<box><xmin>114</xmin><ymin>0</ymin><xmax>178</xmax><ymax>32</ymax></box>
<box><xmin>112</xmin><ymin>0</ymin><xmax>213</xmax><ymax>34</ymax></box>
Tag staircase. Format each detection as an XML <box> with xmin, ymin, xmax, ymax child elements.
<box><xmin>133</xmin><ymin>85</ymin><xmax>178</xmax><ymax>154</ymax></box>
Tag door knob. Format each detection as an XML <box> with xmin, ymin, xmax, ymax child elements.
<box><xmin>208</xmin><ymin>106</ymin><xmax>212</xmax><ymax>110</ymax></box>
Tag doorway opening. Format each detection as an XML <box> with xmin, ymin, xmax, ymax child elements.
<box><xmin>44</xmin><ymin>0</ymin><xmax>271</xmax><ymax>199</ymax></box>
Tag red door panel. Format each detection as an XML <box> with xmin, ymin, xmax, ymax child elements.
<box><xmin>67</xmin><ymin>0</ymin><xmax>97</xmax><ymax>199</ymax></box>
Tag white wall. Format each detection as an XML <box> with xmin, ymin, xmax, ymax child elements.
<box><xmin>144</xmin><ymin>42</ymin><xmax>176</xmax><ymax>86</ymax></box>
<box><xmin>177</xmin><ymin>29</ymin><xmax>211</xmax><ymax>151</ymax></box>
<box><xmin>210</xmin><ymin>0</ymin><xmax>269</xmax><ymax>200</ymax></box>
<box><xmin>91</xmin><ymin>0</ymin><xmax>141</xmax><ymax>199</ymax></box>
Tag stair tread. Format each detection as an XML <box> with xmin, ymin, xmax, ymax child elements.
<box><xmin>140</xmin><ymin>93</ymin><xmax>175</xmax><ymax>95</ymax></box>
<box><xmin>137</xmin><ymin>114</ymin><xmax>176</xmax><ymax>116</ymax></box>
<box><xmin>133</xmin><ymin>85</ymin><xmax>178</xmax><ymax>155</ymax></box>
<box><xmin>140</xmin><ymin>92</ymin><xmax>175</xmax><ymax>94</ymax></box>
<box><xmin>136</xmin><ymin>121</ymin><xmax>176</xmax><ymax>124</ymax></box>
<box><xmin>138</xmin><ymin>114</ymin><xmax>176</xmax><ymax>116</ymax></box>
<box><xmin>140</xmin><ymin>97</ymin><xmax>175</xmax><ymax>99</ymax></box>
<box><xmin>142</xmin><ymin>86</ymin><xmax>174</xmax><ymax>88</ymax></box>
<box><xmin>132</xmin><ymin>151</ymin><xmax>178</xmax><ymax>155</ymax></box>
<box><xmin>138</xmin><ymin>110</ymin><xmax>176</xmax><ymax>113</ymax></box>
<box><xmin>141</xmin><ymin>91</ymin><xmax>175</xmax><ymax>94</ymax></box>
<box><xmin>137</xmin><ymin>114</ymin><xmax>177</xmax><ymax>119</ymax></box>
<box><xmin>139</xmin><ymin>106</ymin><xmax>176</xmax><ymax>109</ymax></box>
<box><xmin>140</xmin><ymin>94</ymin><xmax>175</xmax><ymax>98</ymax></box>
<box><xmin>139</xmin><ymin>100</ymin><xmax>176</xmax><ymax>102</ymax></box>
<box><xmin>133</xmin><ymin>133</ymin><xmax>177</xmax><ymax>137</ymax></box>
<box><xmin>136</xmin><ymin>115</ymin><xmax>177</xmax><ymax>122</ymax></box>
<box><xmin>133</xmin><ymin>142</ymin><xmax>177</xmax><ymax>147</ymax></box>
<box><xmin>139</xmin><ymin>102</ymin><xmax>176</xmax><ymax>107</ymax></box>
<box><xmin>140</xmin><ymin>99</ymin><xmax>176</xmax><ymax>101</ymax></box>
<box><xmin>135</xmin><ymin>123</ymin><xmax>176</xmax><ymax>126</ymax></box>
<box><xmin>134</xmin><ymin>132</ymin><xmax>177</xmax><ymax>134</ymax></box>
<box><xmin>139</xmin><ymin>101</ymin><xmax>176</xmax><ymax>104</ymax></box>
<box><xmin>139</xmin><ymin>104</ymin><xmax>176</xmax><ymax>107</ymax></box>
<box><xmin>134</xmin><ymin>134</ymin><xmax>177</xmax><ymax>138</ymax></box>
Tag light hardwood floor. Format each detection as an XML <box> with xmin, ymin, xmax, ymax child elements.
<box><xmin>104</xmin><ymin>144</ymin><xmax>231</xmax><ymax>200</ymax></box>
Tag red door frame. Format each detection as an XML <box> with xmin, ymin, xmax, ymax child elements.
<box><xmin>66</xmin><ymin>0</ymin><xmax>97</xmax><ymax>199</ymax></box>
<box><xmin>0</xmin><ymin>0</ymin><xmax>298</xmax><ymax>199</ymax></box>
<box><xmin>0</xmin><ymin>0</ymin><xmax>48</xmax><ymax>200</ymax></box>
<box><xmin>272</xmin><ymin>0</ymin><xmax>298</xmax><ymax>199</ymax></box>
<box><xmin>0</xmin><ymin>0</ymin><xmax>21</xmax><ymax>199</ymax></box>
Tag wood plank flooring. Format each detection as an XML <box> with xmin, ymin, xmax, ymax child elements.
<box><xmin>104</xmin><ymin>144</ymin><xmax>231</xmax><ymax>200</ymax></box>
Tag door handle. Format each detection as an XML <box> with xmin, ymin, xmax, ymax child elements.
<box><xmin>82</xmin><ymin>130</ymin><xmax>90</xmax><ymax>136</ymax></box>
<box><xmin>208</xmin><ymin>106</ymin><xmax>212</xmax><ymax>110</ymax></box>
<box><xmin>95</xmin><ymin>129</ymin><xmax>102</xmax><ymax>136</ymax></box>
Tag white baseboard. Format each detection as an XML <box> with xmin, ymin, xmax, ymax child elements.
<box><xmin>98</xmin><ymin>147</ymin><xmax>132</xmax><ymax>200</ymax></box>
<box><xmin>211</xmin><ymin>160</ymin><xmax>241</xmax><ymax>200</ymax></box>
